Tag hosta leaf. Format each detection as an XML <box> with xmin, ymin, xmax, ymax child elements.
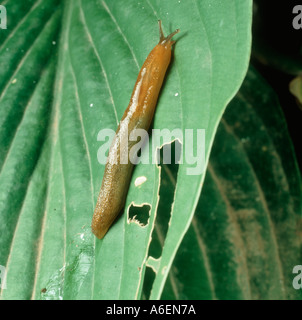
<box><xmin>0</xmin><ymin>0</ymin><xmax>252</xmax><ymax>299</ymax></box>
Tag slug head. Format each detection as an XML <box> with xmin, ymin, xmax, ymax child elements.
<box><xmin>158</xmin><ymin>20</ymin><xmax>180</xmax><ymax>48</ymax></box>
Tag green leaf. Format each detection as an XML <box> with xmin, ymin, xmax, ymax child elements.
<box><xmin>161</xmin><ymin>66</ymin><xmax>302</xmax><ymax>300</ymax></box>
<box><xmin>0</xmin><ymin>0</ymin><xmax>252</xmax><ymax>299</ymax></box>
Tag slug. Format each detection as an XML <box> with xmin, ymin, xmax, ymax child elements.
<box><xmin>92</xmin><ymin>20</ymin><xmax>179</xmax><ymax>239</ymax></box>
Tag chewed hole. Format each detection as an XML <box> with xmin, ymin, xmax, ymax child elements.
<box><xmin>141</xmin><ymin>267</ymin><xmax>155</xmax><ymax>300</ymax></box>
<box><xmin>155</xmin><ymin>138</ymin><xmax>182</xmax><ymax>166</ymax></box>
<box><xmin>128</xmin><ymin>203</ymin><xmax>151</xmax><ymax>227</ymax></box>
<box><xmin>141</xmin><ymin>140</ymin><xmax>181</xmax><ymax>298</ymax></box>
<box><xmin>149</xmin><ymin>140</ymin><xmax>181</xmax><ymax>258</ymax></box>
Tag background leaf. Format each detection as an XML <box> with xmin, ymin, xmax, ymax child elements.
<box><xmin>160</xmin><ymin>66</ymin><xmax>302</xmax><ymax>300</ymax></box>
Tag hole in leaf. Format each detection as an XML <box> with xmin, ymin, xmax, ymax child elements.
<box><xmin>128</xmin><ymin>203</ymin><xmax>151</xmax><ymax>226</ymax></box>
<box><xmin>141</xmin><ymin>140</ymin><xmax>181</xmax><ymax>298</ymax></box>
<box><xmin>149</xmin><ymin>140</ymin><xmax>181</xmax><ymax>258</ymax></box>
<box><xmin>142</xmin><ymin>267</ymin><xmax>156</xmax><ymax>300</ymax></box>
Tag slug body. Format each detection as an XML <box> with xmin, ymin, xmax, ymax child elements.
<box><xmin>92</xmin><ymin>21</ymin><xmax>179</xmax><ymax>239</ymax></box>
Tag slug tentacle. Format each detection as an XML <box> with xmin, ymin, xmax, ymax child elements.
<box><xmin>158</xmin><ymin>20</ymin><xmax>180</xmax><ymax>46</ymax></box>
<box><xmin>158</xmin><ymin>20</ymin><xmax>165</xmax><ymax>42</ymax></box>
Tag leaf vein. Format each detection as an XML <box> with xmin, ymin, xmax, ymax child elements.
<box><xmin>79</xmin><ymin>1</ymin><xmax>119</xmax><ymax>125</ymax></box>
<box><xmin>102</xmin><ymin>0</ymin><xmax>140</xmax><ymax>70</ymax></box>
<box><xmin>0</xmin><ymin>0</ymin><xmax>42</xmax><ymax>53</ymax></box>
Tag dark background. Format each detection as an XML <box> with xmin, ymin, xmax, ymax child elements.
<box><xmin>252</xmin><ymin>0</ymin><xmax>302</xmax><ymax>171</ymax></box>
